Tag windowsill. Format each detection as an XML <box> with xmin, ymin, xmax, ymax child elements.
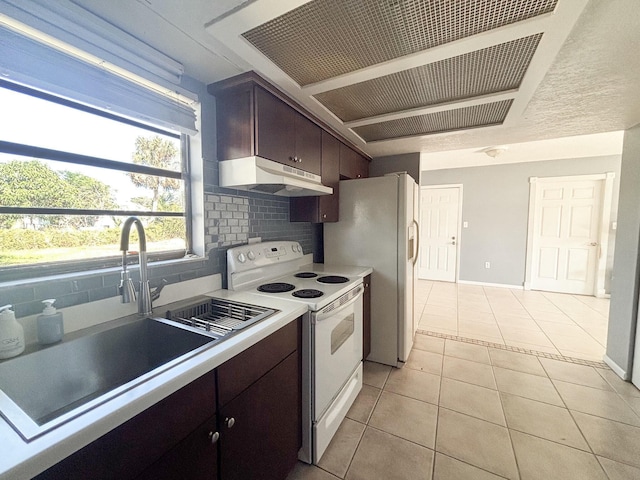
<box><xmin>0</xmin><ymin>255</ymin><xmax>206</xmax><ymax>289</ymax></box>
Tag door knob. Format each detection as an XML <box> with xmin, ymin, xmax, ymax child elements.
<box><xmin>587</xmin><ymin>242</ymin><xmax>598</xmax><ymax>246</ymax></box>
<box><xmin>451</xmin><ymin>241</ymin><xmax>456</xmax><ymax>245</ymax></box>
<box><xmin>225</xmin><ymin>417</ymin><xmax>235</xmax><ymax>429</ymax></box>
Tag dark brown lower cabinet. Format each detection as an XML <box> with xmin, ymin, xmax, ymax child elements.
<box><xmin>219</xmin><ymin>352</ymin><xmax>300</xmax><ymax>480</ymax></box>
<box><xmin>137</xmin><ymin>415</ymin><xmax>218</xmax><ymax>480</ymax></box>
<box><xmin>34</xmin><ymin>318</ymin><xmax>302</xmax><ymax>480</ymax></box>
<box><xmin>35</xmin><ymin>371</ymin><xmax>217</xmax><ymax>480</ymax></box>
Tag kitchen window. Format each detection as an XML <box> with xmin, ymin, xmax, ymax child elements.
<box><xmin>0</xmin><ymin>80</ymin><xmax>192</xmax><ymax>277</ymax></box>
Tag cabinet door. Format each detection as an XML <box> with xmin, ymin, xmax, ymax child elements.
<box><xmin>294</xmin><ymin>112</ymin><xmax>322</xmax><ymax>175</ymax></box>
<box><xmin>219</xmin><ymin>352</ymin><xmax>300</xmax><ymax>480</ymax></box>
<box><xmin>137</xmin><ymin>415</ymin><xmax>218</xmax><ymax>480</ymax></box>
<box><xmin>339</xmin><ymin>143</ymin><xmax>369</xmax><ymax>179</ymax></box>
<box><xmin>255</xmin><ymin>86</ymin><xmax>296</xmax><ymax>166</ymax></box>
<box><xmin>290</xmin><ymin>130</ymin><xmax>340</xmax><ymax>223</ymax></box>
<box><xmin>363</xmin><ymin>274</ymin><xmax>371</xmax><ymax>360</ymax></box>
<box><xmin>355</xmin><ymin>153</ymin><xmax>370</xmax><ymax>179</ymax></box>
<box><xmin>35</xmin><ymin>371</ymin><xmax>217</xmax><ymax>480</ymax></box>
<box><xmin>216</xmin><ymin>86</ymin><xmax>253</xmax><ymax>160</ymax></box>
<box><xmin>318</xmin><ymin>131</ymin><xmax>340</xmax><ymax>221</ymax></box>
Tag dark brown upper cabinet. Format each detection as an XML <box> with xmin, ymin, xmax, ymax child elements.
<box><xmin>340</xmin><ymin>143</ymin><xmax>369</xmax><ymax>180</ymax></box>
<box><xmin>209</xmin><ymin>72</ymin><xmax>370</xmax><ymax>223</ymax></box>
<box><xmin>291</xmin><ymin>131</ymin><xmax>340</xmax><ymax>223</ymax></box>
<box><xmin>211</xmin><ymin>78</ymin><xmax>321</xmax><ymax>176</ymax></box>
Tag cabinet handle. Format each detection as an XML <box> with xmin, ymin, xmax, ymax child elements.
<box><xmin>225</xmin><ymin>417</ymin><xmax>235</xmax><ymax>429</ymax></box>
<box><xmin>208</xmin><ymin>431</ymin><xmax>220</xmax><ymax>444</ymax></box>
<box><xmin>357</xmin><ymin>174</ymin><xmax>361</xmax><ymax>178</ymax></box>
<box><xmin>298</xmin><ymin>157</ymin><xmax>302</xmax><ymax>163</ymax></box>
<box><xmin>322</xmin><ymin>214</ymin><xmax>327</xmax><ymax>219</ymax></box>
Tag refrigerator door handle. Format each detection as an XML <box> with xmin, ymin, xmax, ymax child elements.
<box><xmin>411</xmin><ymin>219</ymin><xmax>420</xmax><ymax>266</ymax></box>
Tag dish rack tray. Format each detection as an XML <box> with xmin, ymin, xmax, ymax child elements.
<box><xmin>165</xmin><ymin>298</ymin><xmax>277</xmax><ymax>338</ymax></box>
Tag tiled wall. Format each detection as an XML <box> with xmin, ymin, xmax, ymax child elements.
<box><xmin>0</xmin><ymin>189</ymin><xmax>313</xmax><ymax>320</ymax></box>
<box><xmin>0</xmin><ymin>258</ymin><xmax>212</xmax><ymax>318</ymax></box>
<box><xmin>204</xmin><ymin>192</ymin><xmax>312</xmax><ymax>252</ymax></box>
<box><xmin>203</xmin><ymin>186</ymin><xmax>313</xmax><ymax>287</ymax></box>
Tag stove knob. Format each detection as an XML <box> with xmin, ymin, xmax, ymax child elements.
<box><xmin>247</xmin><ymin>251</ymin><xmax>256</xmax><ymax>261</ymax></box>
<box><xmin>237</xmin><ymin>253</ymin><xmax>246</xmax><ymax>263</ymax></box>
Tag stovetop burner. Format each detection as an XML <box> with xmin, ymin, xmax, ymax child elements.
<box><xmin>317</xmin><ymin>275</ymin><xmax>349</xmax><ymax>284</ymax></box>
<box><xmin>292</xmin><ymin>289</ymin><xmax>324</xmax><ymax>299</ymax></box>
<box><xmin>257</xmin><ymin>282</ymin><xmax>296</xmax><ymax>293</ymax></box>
<box><xmin>295</xmin><ymin>272</ymin><xmax>318</xmax><ymax>278</ymax></box>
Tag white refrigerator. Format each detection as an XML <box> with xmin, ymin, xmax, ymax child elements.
<box><xmin>324</xmin><ymin>173</ymin><xmax>419</xmax><ymax>367</ymax></box>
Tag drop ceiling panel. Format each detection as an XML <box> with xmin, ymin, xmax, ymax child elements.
<box><xmin>353</xmin><ymin>99</ymin><xmax>513</xmax><ymax>141</ymax></box>
<box><xmin>242</xmin><ymin>0</ymin><xmax>558</xmax><ymax>86</ymax></box>
<box><xmin>314</xmin><ymin>34</ymin><xmax>541</xmax><ymax>122</ymax></box>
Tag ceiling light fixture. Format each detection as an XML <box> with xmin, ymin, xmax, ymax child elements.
<box><xmin>483</xmin><ymin>146</ymin><xmax>508</xmax><ymax>158</ymax></box>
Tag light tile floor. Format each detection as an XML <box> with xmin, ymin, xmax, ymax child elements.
<box><xmin>287</xmin><ymin>335</ymin><xmax>640</xmax><ymax>480</ymax></box>
<box><xmin>415</xmin><ymin>280</ymin><xmax>610</xmax><ymax>362</ymax></box>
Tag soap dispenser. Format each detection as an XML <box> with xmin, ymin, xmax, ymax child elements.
<box><xmin>37</xmin><ymin>299</ymin><xmax>64</xmax><ymax>345</ymax></box>
<box><xmin>0</xmin><ymin>305</ymin><xmax>25</xmax><ymax>359</ymax></box>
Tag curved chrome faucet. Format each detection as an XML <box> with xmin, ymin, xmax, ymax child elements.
<box><xmin>119</xmin><ymin>217</ymin><xmax>165</xmax><ymax>316</ymax></box>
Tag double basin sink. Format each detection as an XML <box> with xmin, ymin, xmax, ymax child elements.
<box><xmin>0</xmin><ymin>298</ymin><xmax>276</xmax><ymax>441</ymax></box>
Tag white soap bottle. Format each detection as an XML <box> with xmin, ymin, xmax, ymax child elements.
<box><xmin>0</xmin><ymin>305</ymin><xmax>25</xmax><ymax>359</ymax></box>
<box><xmin>37</xmin><ymin>299</ymin><xmax>64</xmax><ymax>345</ymax></box>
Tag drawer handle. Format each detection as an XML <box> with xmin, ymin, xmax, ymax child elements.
<box><xmin>225</xmin><ymin>417</ymin><xmax>236</xmax><ymax>429</ymax></box>
<box><xmin>208</xmin><ymin>431</ymin><xmax>220</xmax><ymax>444</ymax></box>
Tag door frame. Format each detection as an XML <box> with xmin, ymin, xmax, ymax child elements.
<box><xmin>419</xmin><ymin>184</ymin><xmax>463</xmax><ymax>282</ymax></box>
<box><xmin>524</xmin><ymin>172</ymin><xmax>615</xmax><ymax>297</ymax></box>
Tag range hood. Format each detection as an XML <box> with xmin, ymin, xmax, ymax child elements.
<box><xmin>219</xmin><ymin>156</ymin><xmax>332</xmax><ymax>197</ymax></box>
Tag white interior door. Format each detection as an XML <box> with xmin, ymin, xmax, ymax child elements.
<box><xmin>529</xmin><ymin>178</ymin><xmax>603</xmax><ymax>295</ymax></box>
<box><xmin>419</xmin><ymin>186</ymin><xmax>460</xmax><ymax>282</ymax></box>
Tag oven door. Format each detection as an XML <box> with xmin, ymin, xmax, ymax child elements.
<box><xmin>312</xmin><ymin>284</ymin><xmax>363</xmax><ymax>420</ymax></box>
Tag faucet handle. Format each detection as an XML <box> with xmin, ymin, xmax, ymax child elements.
<box><xmin>151</xmin><ymin>279</ymin><xmax>168</xmax><ymax>302</ymax></box>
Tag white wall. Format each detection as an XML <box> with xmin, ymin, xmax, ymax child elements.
<box><xmin>421</xmin><ymin>155</ymin><xmax>621</xmax><ymax>288</ymax></box>
<box><xmin>607</xmin><ymin>123</ymin><xmax>640</xmax><ymax>377</ymax></box>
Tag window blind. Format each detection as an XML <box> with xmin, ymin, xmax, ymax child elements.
<box><xmin>0</xmin><ymin>0</ymin><xmax>198</xmax><ymax>134</ymax></box>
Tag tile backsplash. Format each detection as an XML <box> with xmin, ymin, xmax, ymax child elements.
<box><xmin>1</xmin><ymin>187</ymin><xmax>313</xmax><ymax>319</ymax></box>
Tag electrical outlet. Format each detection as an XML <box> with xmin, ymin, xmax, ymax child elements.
<box><xmin>485</xmin><ymin>262</ymin><xmax>491</xmax><ymax>269</ymax></box>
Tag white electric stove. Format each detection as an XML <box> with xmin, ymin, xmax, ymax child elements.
<box><xmin>227</xmin><ymin>241</ymin><xmax>365</xmax><ymax>464</ymax></box>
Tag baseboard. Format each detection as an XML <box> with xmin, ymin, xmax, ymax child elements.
<box><xmin>603</xmin><ymin>354</ymin><xmax>629</xmax><ymax>380</ymax></box>
<box><xmin>458</xmin><ymin>280</ymin><xmax>524</xmax><ymax>290</ymax></box>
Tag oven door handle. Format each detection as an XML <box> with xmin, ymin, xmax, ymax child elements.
<box><xmin>314</xmin><ymin>285</ymin><xmax>364</xmax><ymax>322</ymax></box>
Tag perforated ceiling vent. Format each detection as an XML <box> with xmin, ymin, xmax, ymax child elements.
<box><xmin>314</xmin><ymin>34</ymin><xmax>542</xmax><ymax>122</ymax></box>
<box><xmin>353</xmin><ymin>99</ymin><xmax>513</xmax><ymax>142</ymax></box>
<box><xmin>243</xmin><ymin>0</ymin><xmax>558</xmax><ymax>86</ymax></box>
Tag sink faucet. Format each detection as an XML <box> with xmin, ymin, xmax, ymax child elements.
<box><xmin>119</xmin><ymin>217</ymin><xmax>165</xmax><ymax>316</ymax></box>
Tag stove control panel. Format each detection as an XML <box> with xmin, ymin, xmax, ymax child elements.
<box><xmin>227</xmin><ymin>240</ymin><xmax>306</xmax><ymax>277</ymax></box>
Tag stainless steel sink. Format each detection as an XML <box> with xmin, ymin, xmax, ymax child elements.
<box><xmin>0</xmin><ymin>317</ymin><xmax>218</xmax><ymax>441</ymax></box>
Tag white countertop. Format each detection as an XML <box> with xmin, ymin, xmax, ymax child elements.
<box><xmin>0</xmin><ymin>289</ymin><xmax>307</xmax><ymax>480</ymax></box>
<box><xmin>305</xmin><ymin>264</ymin><xmax>373</xmax><ymax>278</ymax></box>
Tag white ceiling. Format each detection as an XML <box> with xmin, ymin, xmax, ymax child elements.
<box><xmin>73</xmin><ymin>0</ymin><xmax>640</xmax><ymax>160</ymax></box>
